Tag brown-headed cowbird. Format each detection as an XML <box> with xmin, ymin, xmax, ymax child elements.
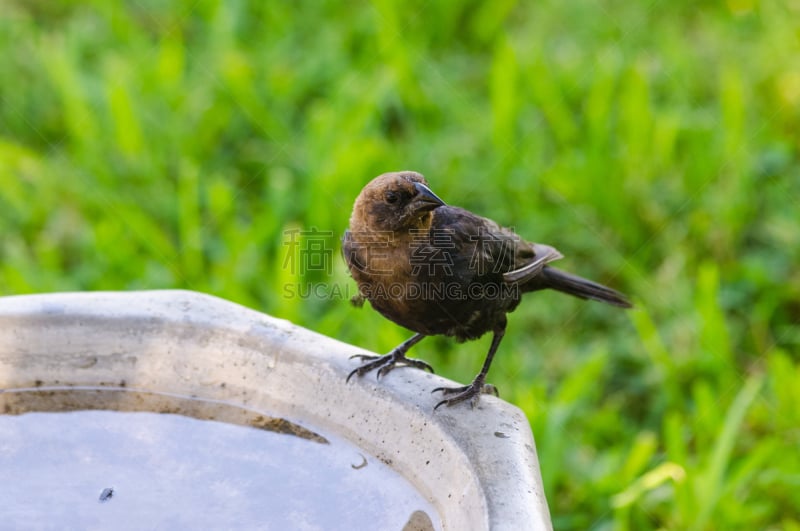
<box><xmin>343</xmin><ymin>171</ymin><xmax>631</xmax><ymax>409</ymax></box>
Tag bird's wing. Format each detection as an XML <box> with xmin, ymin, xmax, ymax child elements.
<box><xmin>502</xmin><ymin>243</ymin><xmax>563</xmax><ymax>283</ymax></box>
<box><xmin>341</xmin><ymin>230</ymin><xmax>366</xmax><ymax>272</ymax></box>
<box><xmin>430</xmin><ymin>206</ymin><xmax>562</xmax><ymax>283</ymax></box>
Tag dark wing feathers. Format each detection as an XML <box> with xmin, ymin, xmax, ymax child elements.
<box><xmin>430</xmin><ymin>206</ymin><xmax>559</xmax><ymax>283</ymax></box>
<box><xmin>503</xmin><ymin>243</ymin><xmax>563</xmax><ymax>283</ymax></box>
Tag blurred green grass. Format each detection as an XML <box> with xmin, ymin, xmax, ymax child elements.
<box><xmin>2</xmin><ymin>0</ymin><xmax>799</xmax><ymax>528</ymax></box>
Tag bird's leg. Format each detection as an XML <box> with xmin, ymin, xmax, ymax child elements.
<box><xmin>346</xmin><ymin>333</ymin><xmax>433</xmax><ymax>382</ymax></box>
<box><xmin>433</xmin><ymin>321</ymin><xmax>506</xmax><ymax>410</ymax></box>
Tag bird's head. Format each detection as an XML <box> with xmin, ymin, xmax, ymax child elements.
<box><xmin>349</xmin><ymin>171</ymin><xmax>446</xmax><ymax>233</ymax></box>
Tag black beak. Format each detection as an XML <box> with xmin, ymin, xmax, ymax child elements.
<box><xmin>413</xmin><ymin>182</ymin><xmax>446</xmax><ymax>210</ymax></box>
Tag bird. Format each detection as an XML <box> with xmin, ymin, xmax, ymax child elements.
<box><xmin>342</xmin><ymin>171</ymin><xmax>631</xmax><ymax>409</ymax></box>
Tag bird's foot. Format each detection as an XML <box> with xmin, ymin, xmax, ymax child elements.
<box><xmin>346</xmin><ymin>350</ymin><xmax>434</xmax><ymax>382</ymax></box>
<box><xmin>432</xmin><ymin>380</ymin><xmax>499</xmax><ymax>410</ymax></box>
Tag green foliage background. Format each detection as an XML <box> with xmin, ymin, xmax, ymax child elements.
<box><xmin>2</xmin><ymin>1</ymin><xmax>799</xmax><ymax>528</ymax></box>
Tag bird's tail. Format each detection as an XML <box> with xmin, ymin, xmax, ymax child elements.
<box><xmin>538</xmin><ymin>267</ymin><xmax>632</xmax><ymax>308</ymax></box>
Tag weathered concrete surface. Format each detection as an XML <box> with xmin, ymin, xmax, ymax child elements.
<box><xmin>0</xmin><ymin>290</ymin><xmax>552</xmax><ymax>531</ymax></box>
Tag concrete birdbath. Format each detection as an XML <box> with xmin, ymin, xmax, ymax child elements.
<box><xmin>0</xmin><ymin>290</ymin><xmax>551</xmax><ymax>530</ymax></box>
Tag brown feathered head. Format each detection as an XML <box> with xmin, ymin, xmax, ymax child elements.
<box><xmin>349</xmin><ymin>171</ymin><xmax>446</xmax><ymax>233</ymax></box>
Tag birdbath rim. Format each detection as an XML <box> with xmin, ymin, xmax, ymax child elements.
<box><xmin>0</xmin><ymin>290</ymin><xmax>551</xmax><ymax>531</ymax></box>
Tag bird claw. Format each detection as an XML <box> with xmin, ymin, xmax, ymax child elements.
<box><xmin>432</xmin><ymin>381</ymin><xmax>499</xmax><ymax>410</ymax></box>
<box><xmin>349</xmin><ymin>353</ymin><xmax>380</xmax><ymax>362</ymax></box>
<box><xmin>346</xmin><ymin>351</ymin><xmax>434</xmax><ymax>383</ymax></box>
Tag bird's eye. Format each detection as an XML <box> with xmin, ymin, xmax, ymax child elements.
<box><xmin>385</xmin><ymin>191</ymin><xmax>399</xmax><ymax>204</ymax></box>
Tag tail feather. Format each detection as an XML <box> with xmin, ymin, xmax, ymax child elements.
<box><xmin>535</xmin><ymin>267</ymin><xmax>632</xmax><ymax>308</ymax></box>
